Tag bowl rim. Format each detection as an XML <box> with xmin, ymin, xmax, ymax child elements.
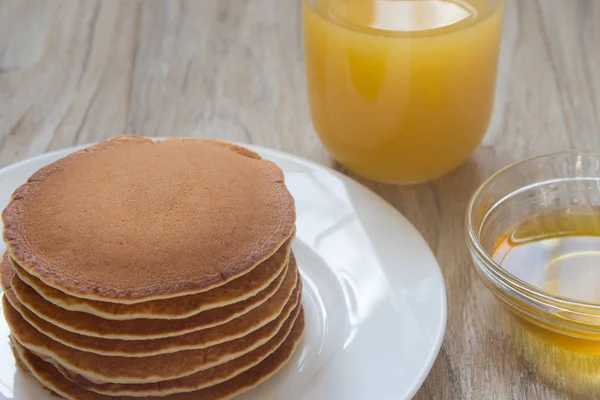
<box><xmin>466</xmin><ymin>149</ymin><xmax>600</xmax><ymax>311</ymax></box>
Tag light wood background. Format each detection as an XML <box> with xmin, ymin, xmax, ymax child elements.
<box><xmin>1</xmin><ymin>1</ymin><xmax>599</xmax><ymax>399</ymax></box>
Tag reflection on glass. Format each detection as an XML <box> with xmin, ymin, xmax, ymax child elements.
<box><xmin>329</xmin><ymin>0</ymin><xmax>476</xmax><ymax>32</ymax></box>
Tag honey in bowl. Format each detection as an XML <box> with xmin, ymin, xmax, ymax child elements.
<box><xmin>493</xmin><ymin>207</ymin><xmax>600</xmax><ymax>353</ymax></box>
<box><xmin>303</xmin><ymin>0</ymin><xmax>504</xmax><ymax>183</ymax></box>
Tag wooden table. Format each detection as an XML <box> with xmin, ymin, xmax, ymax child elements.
<box><xmin>1</xmin><ymin>1</ymin><xmax>599</xmax><ymax>398</ymax></box>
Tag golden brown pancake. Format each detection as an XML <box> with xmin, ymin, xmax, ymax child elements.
<box><xmin>2</xmin><ymin>277</ymin><xmax>301</xmax><ymax>357</ymax></box>
<box><xmin>3</xmin><ymin>136</ymin><xmax>296</xmax><ymax>303</ymax></box>
<box><xmin>11</xmin><ymin>310</ymin><xmax>304</xmax><ymax>400</ymax></box>
<box><xmin>1</xmin><ymin>252</ymin><xmax>11</xmax><ymax>291</ymax></box>
<box><xmin>8</xmin><ymin>257</ymin><xmax>297</xmax><ymax>340</ymax></box>
<box><xmin>7</xmin><ymin>237</ymin><xmax>290</xmax><ymax>320</ymax></box>
<box><xmin>11</xmin><ymin>343</ymin><xmax>29</xmax><ymax>372</ymax></box>
<box><xmin>55</xmin><ymin>307</ymin><xmax>303</xmax><ymax>396</ymax></box>
<box><xmin>6</xmin><ymin>288</ymin><xmax>302</xmax><ymax>384</ymax></box>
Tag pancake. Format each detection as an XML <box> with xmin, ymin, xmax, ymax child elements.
<box><xmin>55</xmin><ymin>307</ymin><xmax>303</xmax><ymax>396</ymax></box>
<box><xmin>2</xmin><ymin>276</ymin><xmax>301</xmax><ymax>357</ymax></box>
<box><xmin>11</xmin><ymin>310</ymin><xmax>305</xmax><ymax>400</ymax></box>
<box><xmin>5</xmin><ymin>286</ymin><xmax>302</xmax><ymax>384</ymax></box>
<box><xmin>3</xmin><ymin>136</ymin><xmax>296</xmax><ymax>303</ymax></box>
<box><xmin>8</xmin><ymin>256</ymin><xmax>297</xmax><ymax>340</ymax></box>
<box><xmin>11</xmin><ymin>343</ymin><xmax>30</xmax><ymax>373</ymax></box>
<box><xmin>7</xmin><ymin>237</ymin><xmax>290</xmax><ymax>320</ymax></box>
<box><xmin>1</xmin><ymin>252</ymin><xmax>11</xmax><ymax>290</ymax></box>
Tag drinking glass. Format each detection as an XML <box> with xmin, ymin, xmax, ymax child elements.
<box><xmin>303</xmin><ymin>0</ymin><xmax>504</xmax><ymax>183</ymax></box>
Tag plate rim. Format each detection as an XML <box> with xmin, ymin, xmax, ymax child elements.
<box><xmin>0</xmin><ymin>140</ymin><xmax>447</xmax><ymax>399</ymax></box>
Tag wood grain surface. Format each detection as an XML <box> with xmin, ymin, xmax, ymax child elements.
<box><xmin>1</xmin><ymin>0</ymin><xmax>599</xmax><ymax>399</ymax></box>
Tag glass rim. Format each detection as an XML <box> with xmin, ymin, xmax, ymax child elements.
<box><xmin>303</xmin><ymin>0</ymin><xmax>505</xmax><ymax>39</ymax></box>
<box><xmin>465</xmin><ymin>150</ymin><xmax>600</xmax><ymax>311</ymax></box>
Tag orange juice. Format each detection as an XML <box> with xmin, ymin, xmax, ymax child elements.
<box><xmin>303</xmin><ymin>0</ymin><xmax>503</xmax><ymax>183</ymax></box>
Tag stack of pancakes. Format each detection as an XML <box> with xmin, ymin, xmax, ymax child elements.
<box><xmin>0</xmin><ymin>136</ymin><xmax>303</xmax><ymax>399</ymax></box>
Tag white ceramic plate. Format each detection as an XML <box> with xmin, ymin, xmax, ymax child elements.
<box><xmin>0</xmin><ymin>144</ymin><xmax>446</xmax><ymax>400</ymax></box>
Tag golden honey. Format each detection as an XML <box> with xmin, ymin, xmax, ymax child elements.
<box><xmin>493</xmin><ymin>207</ymin><xmax>600</xmax><ymax>353</ymax></box>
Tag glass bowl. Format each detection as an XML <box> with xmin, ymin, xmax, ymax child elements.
<box><xmin>466</xmin><ymin>151</ymin><xmax>600</xmax><ymax>348</ymax></box>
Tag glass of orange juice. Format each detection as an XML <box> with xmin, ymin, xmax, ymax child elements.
<box><xmin>303</xmin><ymin>0</ymin><xmax>504</xmax><ymax>183</ymax></box>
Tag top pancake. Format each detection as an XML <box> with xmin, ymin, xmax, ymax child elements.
<box><xmin>2</xmin><ymin>136</ymin><xmax>296</xmax><ymax>303</ymax></box>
